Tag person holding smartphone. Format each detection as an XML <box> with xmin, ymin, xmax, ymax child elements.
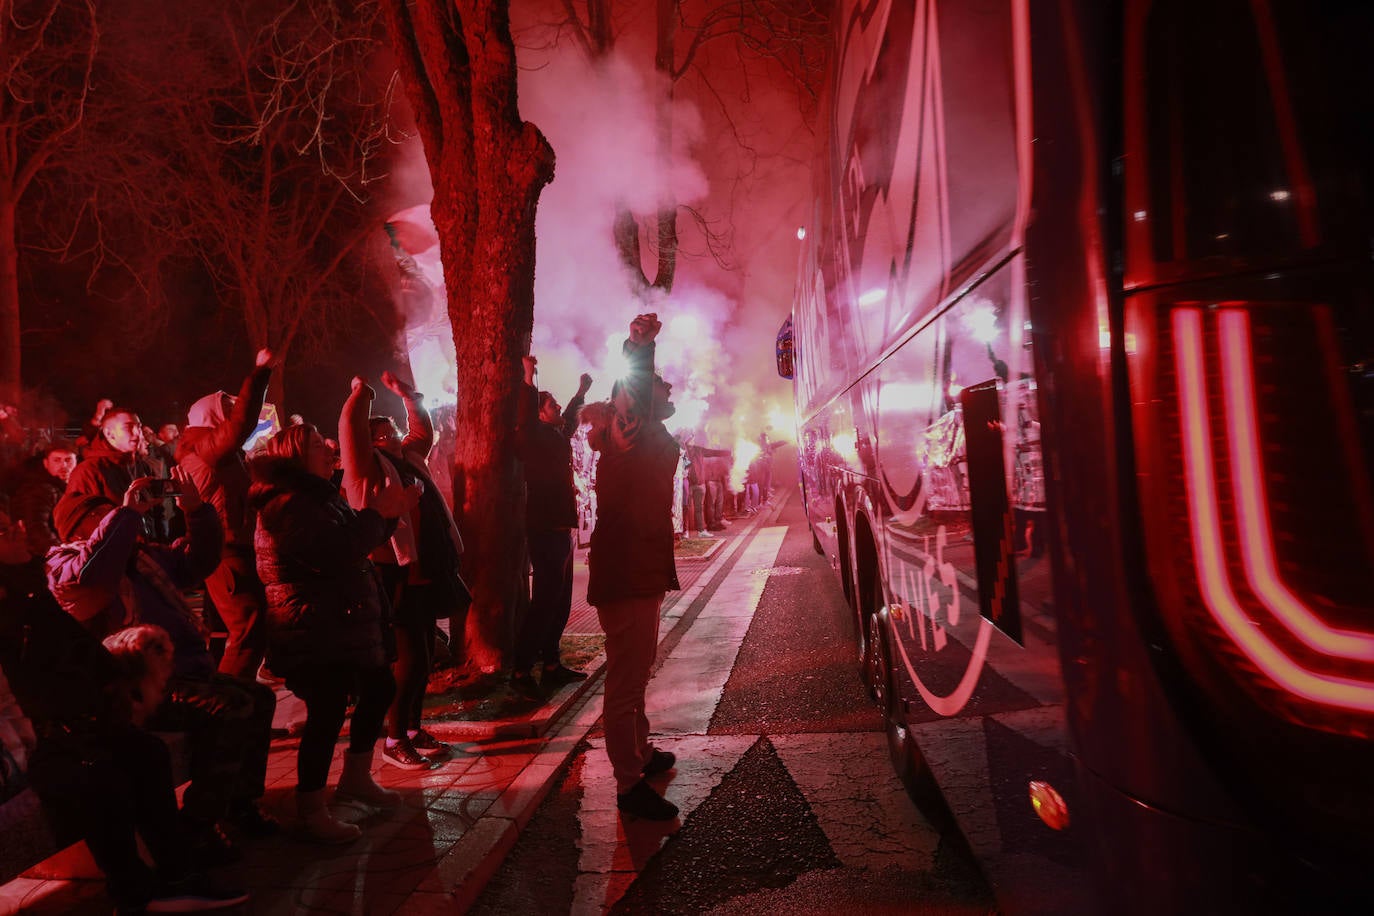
<box><xmin>48</xmin><ymin>466</ymin><xmax>279</xmax><ymax>861</ymax></box>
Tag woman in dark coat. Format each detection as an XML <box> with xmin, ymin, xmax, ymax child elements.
<box><xmin>249</xmin><ymin>423</ymin><xmax>418</xmax><ymax>844</ymax></box>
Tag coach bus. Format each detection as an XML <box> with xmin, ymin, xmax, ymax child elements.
<box><xmin>779</xmin><ymin>1</ymin><xmax>1374</xmax><ymax>912</ymax></box>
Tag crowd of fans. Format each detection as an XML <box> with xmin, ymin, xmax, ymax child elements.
<box><xmin>0</xmin><ymin>351</ymin><xmax>479</xmax><ymax>913</ymax></box>
<box><xmin>0</xmin><ymin>314</ymin><xmax>781</xmax><ymax>911</ymax></box>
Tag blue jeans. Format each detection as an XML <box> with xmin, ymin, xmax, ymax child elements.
<box><xmin>689</xmin><ymin>484</ymin><xmax>707</xmax><ymax>532</ymax></box>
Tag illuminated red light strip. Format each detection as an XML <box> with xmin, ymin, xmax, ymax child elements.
<box><xmin>1173</xmin><ymin>308</ymin><xmax>1374</xmax><ymax>712</ymax></box>
<box><xmin>1218</xmin><ymin>310</ymin><xmax>1374</xmax><ymax>660</ymax></box>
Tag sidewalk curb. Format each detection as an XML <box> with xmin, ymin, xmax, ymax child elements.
<box><xmin>427</xmin><ymin>505</ymin><xmax>776</xmax><ymax>744</ymax></box>
<box><xmin>442</xmin><ymin>495</ymin><xmax>790</xmax><ymax>912</ymax></box>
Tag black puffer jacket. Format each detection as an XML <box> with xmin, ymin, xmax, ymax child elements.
<box><xmin>249</xmin><ymin>456</ymin><xmax>393</xmax><ymax>677</ymax></box>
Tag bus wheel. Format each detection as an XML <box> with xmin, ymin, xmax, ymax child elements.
<box><xmin>868</xmin><ymin>611</ymin><xmax>916</xmax><ymax>783</ymax></box>
<box><xmin>866</xmin><ymin>612</ymin><xmax>892</xmax><ymax>711</ymax></box>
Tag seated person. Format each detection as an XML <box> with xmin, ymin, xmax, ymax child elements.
<box><xmin>1</xmin><ymin>528</ymin><xmax>247</xmax><ymax>914</ymax></box>
<box><xmin>47</xmin><ymin>468</ymin><xmax>278</xmax><ymax>860</ymax></box>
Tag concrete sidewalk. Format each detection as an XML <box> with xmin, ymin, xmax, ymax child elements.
<box><xmin>0</xmin><ymin>497</ymin><xmax>788</xmax><ymax>916</ymax></box>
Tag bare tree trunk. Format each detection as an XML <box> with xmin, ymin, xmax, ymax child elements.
<box><xmin>383</xmin><ymin>0</ymin><xmax>554</xmax><ymax>671</ymax></box>
<box><xmin>0</xmin><ymin>197</ymin><xmax>19</xmax><ymax>403</ymax></box>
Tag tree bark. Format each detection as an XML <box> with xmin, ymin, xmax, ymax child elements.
<box><xmin>0</xmin><ymin>197</ymin><xmax>19</xmax><ymax>403</ymax></box>
<box><xmin>382</xmin><ymin>0</ymin><xmax>554</xmax><ymax>671</ymax></box>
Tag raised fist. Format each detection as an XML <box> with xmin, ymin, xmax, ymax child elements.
<box><xmin>629</xmin><ymin>313</ymin><xmax>661</xmax><ymax>345</ymax></box>
<box><xmin>381</xmin><ymin>371</ymin><xmax>417</xmax><ymax>400</ymax></box>
<box><xmin>351</xmin><ymin>376</ymin><xmax>376</xmax><ymax>401</ymax></box>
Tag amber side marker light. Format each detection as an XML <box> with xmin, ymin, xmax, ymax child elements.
<box><xmin>1029</xmin><ymin>780</ymin><xmax>1069</xmax><ymax>830</ymax></box>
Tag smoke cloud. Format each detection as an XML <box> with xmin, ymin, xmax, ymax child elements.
<box><xmin>384</xmin><ymin>12</ymin><xmax>810</xmax><ymax>452</ymax></box>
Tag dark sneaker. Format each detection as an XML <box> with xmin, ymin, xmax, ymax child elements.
<box><xmin>541</xmin><ymin>664</ymin><xmax>589</xmax><ymax>687</ymax></box>
<box><xmin>184</xmin><ymin>823</ymin><xmax>242</xmax><ymax>869</ymax></box>
<box><xmin>408</xmin><ymin>728</ymin><xmax>452</xmax><ymax>759</ymax></box>
<box><xmin>145</xmin><ymin>873</ymin><xmax>249</xmax><ymax>912</ymax></box>
<box><xmin>381</xmin><ymin>738</ymin><xmax>432</xmax><ymax>771</ymax></box>
<box><xmin>616</xmin><ymin>779</ymin><xmax>678</xmax><ymax>821</ymax></box>
<box><xmin>642</xmin><ymin>748</ymin><xmax>676</xmax><ymax>777</ymax></box>
<box><xmin>227</xmin><ymin>800</ymin><xmax>280</xmax><ymax>839</ymax></box>
<box><xmin>509</xmin><ymin>672</ymin><xmax>544</xmax><ymax>701</ymax></box>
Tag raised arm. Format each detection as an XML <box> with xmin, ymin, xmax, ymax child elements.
<box><xmin>516</xmin><ymin>357</ymin><xmax>540</xmax><ymax>455</ymax></box>
<box><xmin>615</xmin><ymin>313</ymin><xmax>661</xmax><ymax>424</ymax></box>
<box><xmin>197</xmin><ymin>350</ymin><xmax>275</xmax><ymax>465</ymax></box>
<box><xmin>340</xmin><ymin>377</ymin><xmax>383</xmax><ymax>509</ymax></box>
<box><xmin>561</xmin><ymin>372</ymin><xmax>593</xmax><ymax>438</ymax></box>
<box><xmin>383</xmin><ymin>371</ymin><xmax>434</xmax><ymax>461</ymax></box>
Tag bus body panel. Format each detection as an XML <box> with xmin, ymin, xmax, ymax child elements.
<box><xmin>791</xmin><ymin>0</ymin><xmax>1374</xmax><ymax>911</ymax></box>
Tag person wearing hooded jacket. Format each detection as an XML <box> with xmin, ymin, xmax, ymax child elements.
<box><xmin>250</xmin><ymin>421</ymin><xmax>420</xmax><ymax>844</ymax></box>
<box><xmin>176</xmin><ymin>348</ymin><xmax>276</xmax><ymax>680</ymax></box>
<box><xmin>64</xmin><ymin>407</ymin><xmax>156</xmax><ymax>509</ymax></box>
<box><xmin>581</xmin><ymin>313</ymin><xmax>682</xmax><ymax>822</ymax></box>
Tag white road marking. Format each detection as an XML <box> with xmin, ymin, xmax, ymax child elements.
<box><xmin>648</xmin><ymin>526</ymin><xmax>788</xmax><ymax>735</ymax></box>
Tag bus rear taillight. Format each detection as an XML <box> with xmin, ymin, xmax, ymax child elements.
<box><xmin>1134</xmin><ymin>302</ymin><xmax>1374</xmax><ymax>737</ymax></box>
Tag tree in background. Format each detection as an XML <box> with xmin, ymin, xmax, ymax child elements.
<box><xmin>0</xmin><ymin>0</ymin><xmax>99</xmax><ymax>403</ymax></box>
<box><xmin>76</xmin><ymin>0</ymin><xmax>397</xmax><ymax>404</ymax></box>
<box><xmin>379</xmin><ymin>0</ymin><xmax>555</xmax><ymax>671</ymax></box>
<box><xmin>551</xmin><ymin>0</ymin><xmax>826</xmax><ymax>298</ymax></box>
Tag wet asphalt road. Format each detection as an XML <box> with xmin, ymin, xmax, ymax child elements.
<box><xmin>473</xmin><ymin>493</ymin><xmax>995</xmax><ymax>914</ymax></box>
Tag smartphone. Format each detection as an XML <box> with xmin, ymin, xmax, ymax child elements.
<box><xmin>146</xmin><ymin>479</ymin><xmax>181</xmax><ymax>498</ymax></box>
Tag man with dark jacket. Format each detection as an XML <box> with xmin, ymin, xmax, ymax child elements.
<box><xmin>176</xmin><ymin>349</ymin><xmax>275</xmax><ymax>679</ymax></box>
<box><xmin>9</xmin><ymin>441</ymin><xmax>77</xmax><ymax>557</ymax></box>
<box><xmin>65</xmin><ymin>407</ymin><xmax>156</xmax><ymax>507</ymax></box>
<box><xmin>582</xmin><ymin>313</ymin><xmax>681</xmax><ymax>822</ymax></box>
<box><xmin>48</xmin><ymin>470</ymin><xmax>278</xmax><ymax>859</ymax></box>
<box><xmin>510</xmin><ymin>356</ymin><xmax>592</xmax><ymax>697</ymax></box>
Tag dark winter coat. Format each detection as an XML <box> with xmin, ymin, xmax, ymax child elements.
<box><xmin>176</xmin><ymin>365</ymin><xmax>271</xmax><ymax>549</ymax></box>
<box><xmin>516</xmin><ymin>381</ymin><xmax>584</xmax><ymax>532</ymax></box>
<box><xmin>249</xmin><ymin>456</ymin><xmax>393</xmax><ymax>677</ymax></box>
<box><xmin>45</xmin><ymin>503</ymin><xmax>223</xmax><ymax>679</ymax></box>
<box><xmin>586</xmin><ymin>340</ymin><xmax>681</xmax><ymax>607</ymax></box>
<box><xmin>9</xmin><ymin>463</ymin><xmax>66</xmax><ymax>557</ymax></box>
<box><xmin>683</xmin><ymin>444</ymin><xmax>730</xmax><ymax>487</ymax></box>
<box><xmin>64</xmin><ymin>437</ymin><xmax>154</xmax><ymax>509</ymax></box>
